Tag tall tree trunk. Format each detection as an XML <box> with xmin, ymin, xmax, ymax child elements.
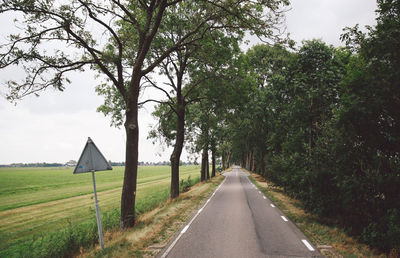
<box><xmin>227</xmin><ymin>151</ymin><xmax>231</xmax><ymax>168</ymax></box>
<box><xmin>260</xmin><ymin>148</ymin><xmax>265</xmax><ymax>177</ymax></box>
<box><xmin>249</xmin><ymin>150</ymin><xmax>252</xmax><ymax>171</ymax></box>
<box><xmin>201</xmin><ymin>147</ymin><xmax>207</xmax><ymax>181</ymax></box>
<box><xmin>206</xmin><ymin>150</ymin><xmax>210</xmax><ymax>179</ymax></box>
<box><xmin>170</xmin><ymin>107</ymin><xmax>185</xmax><ymax>199</ymax></box>
<box><xmin>120</xmin><ymin>89</ymin><xmax>139</xmax><ymax>228</ymax></box>
<box><xmin>246</xmin><ymin>151</ymin><xmax>251</xmax><ymax>170</ymax></box>
<box><xmin>222</xmin><ymin>151</ymin><xmax>226</xmax><ymax>170</ymax></box>
<box><xmin>211</xmin><ymin>146</ymin><xmax>216</xmax><ymax>177</ymax></box>
<box><xmin>252</xmin><ymin>151</ymin><xmax>256</xmax><ymax>172</ymax></box>
<box><xmin>169</xmin><ymin>63</ymin><xmax>186</xmax><ymax>199</ymax></box>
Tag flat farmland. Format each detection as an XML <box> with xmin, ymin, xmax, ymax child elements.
<box><xmin>0</xmin><ymin>165</ymin><xmax>200</xmax><ymax>252</ymax></box>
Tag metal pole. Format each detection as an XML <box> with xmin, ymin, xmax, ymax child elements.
<box><xmin>92</xmin><ymin>171</ymin><xmax>104</xmax><ymax>250</ymax></box>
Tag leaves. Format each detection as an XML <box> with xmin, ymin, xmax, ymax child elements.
<box><xmin>223</xmin><ymin>1</ymin><xmax>400</xmax><ymax>252</ymax></box>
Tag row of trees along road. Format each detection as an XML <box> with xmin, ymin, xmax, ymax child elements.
<box><xmin>0</xmin><ymin>0</ymin><xmax>289</xmax><ymax>229</ymax></box>
<box><xmin>2</xmin><ymin>0</ymin><xmax>398</xmax><ymax>253</ymax></box>
<box><xmin>222</xmin><ymin>0</ymin><xmax>399</xmax><ymax>254</ymax></box>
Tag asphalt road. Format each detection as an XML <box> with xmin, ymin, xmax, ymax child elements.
<box><xmin>159</xmin><ymin>166</ymin><xmax>322</xmax><ymax>258</ymax></box>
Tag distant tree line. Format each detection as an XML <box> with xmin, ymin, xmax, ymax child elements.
<box><xmin>0</xmin><ymin>161</ymin><xmax>200</xmax><ymax>167</ymax></box>
<box><xmin>0</xmin><ymin>163</ymin><xmax>65</xmax><ymax>168</ymax></box>
<box><xmin>137</xmin><ymin>161</ymin><xmax>196</xmax><ymax>166</ymax></box>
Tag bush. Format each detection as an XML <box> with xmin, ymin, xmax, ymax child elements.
<box><xmin>180</xmin><ymin>176</ymin><xmax>200</xmax><ymax>193</ymax></box>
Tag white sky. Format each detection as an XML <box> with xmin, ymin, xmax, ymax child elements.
<box><xmin>0</xmin><ymin>0</ymin><xmax>378</xmax><ymax>164</ymax></box>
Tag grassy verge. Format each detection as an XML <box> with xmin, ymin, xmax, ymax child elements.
<box><xmin>248</xmin><ymin>172</ymin><xmax>387</xmax><ymax>258</ymax></box>
<box><xmin>0</xmin><ymin>175</ymin><xmax>206</xmax><ymax>258</ymax></box>
<box><xmin>79</xmin><ymin>175</ymin><xmax>225</xmax><ymax>258</ymax></box>
<box><xmin>0</xmin><ymin>166</ymin><xmax>200</xmax><ymax>251</ymax></box>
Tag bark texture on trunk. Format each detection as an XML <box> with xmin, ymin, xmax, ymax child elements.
<box><xmin>211</xmin><ymin>146</ymin><xmax>216</xmax><ymax>177</ymax></box>
<box><xmin>170</xmin><ymin>107</ymin><xmax>185</xmax><ymax>199</ymax></box>
<box><xmin>201</xmin><ymin>147</ymin><xmax>207</xmax><ymax>181</ymax></box>
<box><xmin>206</xmin><ymin>151</ymin><xmax>210</xmax><ymax>179</ymax></box>
<box><xmin>120</xmin><ymin>93</ymin><xmax>139</xmax><ymax>228</ymax></box>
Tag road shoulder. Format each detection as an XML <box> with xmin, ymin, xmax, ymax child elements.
<box><xmin>78</xmin><ymin>175</ymin><xmax>225</xmax><ymax>258</ymax></box>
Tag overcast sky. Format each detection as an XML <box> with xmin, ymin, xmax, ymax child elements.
<box><xmin>0</xmin><ymin>0</ymin><xmax>378</xmax><ymax>164</ymax></box>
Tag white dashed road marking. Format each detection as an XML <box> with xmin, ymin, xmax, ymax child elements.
<box><xmin>302</xmin><ymin>239</ymin><xmax>315</xmax><ymax>251</ymax></box>
<box><xmin>161</xmin><ymin>177</ymin><xmax>227</xmax><ymax>258</ymax></box>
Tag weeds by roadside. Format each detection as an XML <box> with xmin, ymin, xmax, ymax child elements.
<box><xmin>179</xmin><ymin>176</ymin><xmax>200</xmax><ymax>193</ymax></box>
<box><xmin>82</xmin><ymin>175</ymin><xmax>224</xmax><ymax>258</ymax></box>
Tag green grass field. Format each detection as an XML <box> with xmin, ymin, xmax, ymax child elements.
<box><xmin>0</xmin><ymin>165</ymin><xmax>200</xmax><ymax>253</ymax></box>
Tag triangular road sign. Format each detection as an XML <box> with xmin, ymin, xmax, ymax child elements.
<box><xmin>73</xmin><ymin>137</ymin><xmax>112</xmax><ymax>174</ymax></box>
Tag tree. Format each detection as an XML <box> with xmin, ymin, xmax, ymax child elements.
<box><xmin>150</xmin><ymin>29</ymin><xmax>241</xmax><ymax>189</ymax></box>
<box><xmin>151</xmin><ymin>26</ymin><xmax>241</xmax><ymax>197</ymax></box>
<box><xmin>145</xmin><ymin>1</ymin><xmax>289</xmax><ymax>197</ymax></box>
<box><xmin>241</xmin><ymin>44</ymin><xmax>293</xmax><ymax>175</ymax></box>
<box><xmin>1</xmin><ymin>0</ymin><xmax>289</xmax><ymax>228</ymax></box>
<box><xmin>331</xmin><ymin>0</ymin><xmax>400</xmax><ymax>251</ymax></box>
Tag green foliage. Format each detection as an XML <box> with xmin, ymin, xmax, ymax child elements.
<box><xmin>179</xmin><ymin>175</ymin><xmax>200</xmax><ymax>193</ymax></box>
<box><xmin>1</xmin><ymin>0</ymin><xmax>291</xmax><ymax>228</ymax></box>
<box><xmin>226</xmin><ymin>1</ymin><xmax>400</xmax><ymax>253</ymax></box>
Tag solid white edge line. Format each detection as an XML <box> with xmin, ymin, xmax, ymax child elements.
<box><xmin>281</xmin><ymin>216</ymin><xmax>288</xmax><ymax>222</ymax></box>
<box><xmin>161</xmin><ymin>176</ymin><xmax>226</xmax><ymax>258</ymax></box>
<box><xmin>302</xmin><ymin>239</ymin><xmax>315</xmax><ymax>251</ymax></box>
<box><xmin>270</xmin><ymin>204</ymin><xmax>275</xmax><ymax>207</ymax></box>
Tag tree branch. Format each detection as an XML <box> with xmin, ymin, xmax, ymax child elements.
<box><xmin>144</xmin><ymin>75</ymin><xmax>175</xmax><ymax>103</ymax></box>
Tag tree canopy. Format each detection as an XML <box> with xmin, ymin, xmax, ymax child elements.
<box><xmin>1</xmin><ymin>0</ymin><xmax>290</xmax><ymax>228</ymax></box>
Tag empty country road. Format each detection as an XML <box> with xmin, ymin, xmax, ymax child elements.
<box><xmin>159</xmin><ymin>166</ymin><xmax>322</xmax><ymax>258</ymax></box>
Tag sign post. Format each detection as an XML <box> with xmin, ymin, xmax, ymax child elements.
<box><xmin>73</xmin><ymin>137</ymin><xmax>112</xmax><ymax>250</ymax></box>
<box><xmin>91</xmin><ymin>170</ymin><xmax>104</xmax><ymax>249</ymax></box>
